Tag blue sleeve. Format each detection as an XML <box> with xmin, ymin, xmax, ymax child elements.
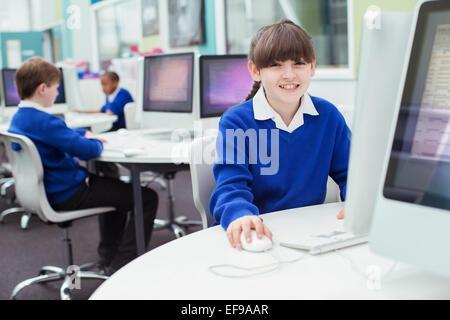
<box><xmin>208</xmin><ymin>115</ymin><xmax>260</xmax><ymax>230</ymax></box>
<box><xmin>329</xmin><ymin>110</ymin><xmax>351</xmax><ymax>201</ymax></box>
<box><xmin>74</xmin><ymin>128</ymin><xmax>88</xmax><ymax>136</ymax></box>
<box><xmin>42</xmin><ymin>116</ymin><xmax>103</xmax><ymax>161</ymax></box>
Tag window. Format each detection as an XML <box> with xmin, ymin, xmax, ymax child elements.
<box><xmin>93</xmin><ymin>0</ymin><xmax>141</xmax><ymax>71</ymax></box>
<box><xmin>225</xmin><ymin>0</ymin><xmax>350</xmax><ymax>71</ymax></box>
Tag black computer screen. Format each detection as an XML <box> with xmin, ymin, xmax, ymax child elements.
<box><xmin>1</xmin><ymin>68</ymin><xmax>66</xmax><ymax>106</ymax></box>
<box><xmin>143</xmin><ymin>53</ymin><xmax>194</xmax><ymax>113</ymax></box>
<box><xmin>200</xmin><ymin>55</ymin><xmax>253</xmax><ymax>118</ymax></box>
<box><xmin>1</xmin><ymin>69</ymin><xmax>21</xmax><ymax>106</ymax></box>
<box><xmin>383</xmin><ymin>0</ymin><xmax>450</xmax><ymax>211</ymax></box>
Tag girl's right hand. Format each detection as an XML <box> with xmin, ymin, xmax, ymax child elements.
<box><xmin>226</xmin><ymin>215</ymin><xmax>272</xmax><ymax>249</ymax></box>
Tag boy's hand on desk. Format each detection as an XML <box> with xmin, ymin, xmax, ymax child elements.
<box><xmin>337</xmin><ymin>209</ymin><xmax>345</xmax><ymax>220</ymax></box>
<box><xmin>105</xmin><ymin>110</ymin><xmax>114</xmax><ymax>116</ymax></box>
<box><xmin>85</xmin><ymin>131</ymin><xmax>107</xmax><ymax>143</ymax></box>
<box><xmin>226</xmin><ymin>215</ymin><xmax>272</xmax><ymax>249</ymax></box>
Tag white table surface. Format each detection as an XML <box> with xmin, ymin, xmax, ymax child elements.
<box><xmin>98</xmin><ymin>128</ymin><xmax>190</xmax><ymax>164</ymax></box>
<box><xmin>90</xmin><ymin>202</ymin><xmax>450</xmax><ymax>300</ymax></box>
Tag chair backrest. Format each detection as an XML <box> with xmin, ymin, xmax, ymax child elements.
<box><xmin>0</xmin><ymin>132</ymin><xmax>114</xmax><ymax>223</ymax></box>
<box><xmin>325</xmin><ymin>176</ymin><xmax>341</xmax><ymax>204</ymax></box>
<box><xmin>124</xmin><ymin>102</ymin><xmax>141</xmax><ymax>130</ymax></box>
<box><xmin>189</xmin><ymin>135</ymin><xmax>217</xmax><ymax>230</ymax></box>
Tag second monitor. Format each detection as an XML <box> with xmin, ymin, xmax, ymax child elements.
<box><xmin>200</xmin><ymin>55</ymin><xmax>254</xmax><ymax>119</ymax></box>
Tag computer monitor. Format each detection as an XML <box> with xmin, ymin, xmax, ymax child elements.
<box><xmin>1</xmin><ymin>68</ymin><xmax>66</xmax><ymax>106</ymax></box>
<box><xmin>54</xmin><ymin>67</ymin><xmax>66</xmax><ymax>105</ymax></box>
<box><xmin>343</xmin><ymin>11</ymin><xmax>413</xmax><ymax>235</ymax></box>
<box><xmin>1</xmin><ymin>69</ymin><xmax>21</xmax><ymax>107</ymax></box>
<box><xmin>143</xmin><ymin>52</ymin><xmax>194</xmax><ymax>113</ymax></box>
<box><xmin>199</xmin><ymin>55</ymin><xmax>254</xmax><ymax>118</ymax></box>
<box><xmin>370</xmin><ymin>0</ymin><xmax>450</xmax><ymax>279</ymax></box>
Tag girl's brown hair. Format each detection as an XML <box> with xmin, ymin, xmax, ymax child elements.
<box><xmin>245</xmin><ymin>19</ymin><xmax>315</xmax><ymax>101</ymax></box>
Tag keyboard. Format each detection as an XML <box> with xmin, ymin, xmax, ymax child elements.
<box><xmin>280</xmin><ymin>231</ymin><xmax>368</xmax><ymax>255</ymax></box>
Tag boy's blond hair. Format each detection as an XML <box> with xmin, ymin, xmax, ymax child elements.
<box><xmin>15</xmin><ymin>57</ymin><xmax>61</xmax><ymax>100</ymax></box>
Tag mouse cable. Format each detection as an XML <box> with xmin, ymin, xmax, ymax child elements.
<box><xmin>208</xmin><ymin>246</ymin><xmax>306</xmax><ymax>279</ymax></box>
<box><xmin>333</xmin><ymin>249</ymin><xmax>398</xmax><ymax>284</ymax></box>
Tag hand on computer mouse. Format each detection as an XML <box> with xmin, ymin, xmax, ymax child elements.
<box><xmin>226</xmin><ymin>215</ymin><xmax>272</xmax><ymax>250</ymax></box>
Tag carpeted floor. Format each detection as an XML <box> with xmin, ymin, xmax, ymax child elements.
<box><xmin>0</xmin><ymin>170</ymin><xmax>213</xmax><ymax>300</ymax></box>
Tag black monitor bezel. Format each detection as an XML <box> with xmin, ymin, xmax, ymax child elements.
<box><xmin>1</xmin><ymin>68</ymin><xmax>20</xmax><ymax>107</ymax></box>
<box><xmin>54</xmin><ymin>67</ymin><xmax>67</xmax><ymax>105</ymax></box>
<box><xmin>142</xmin><ymin>52</ymin><xmax>194</xmax><ymax>113</ymax></box>
<box><xmin>382</xmin><ymin>0</ymin><xmax>450</xmax><ymax>210</ymax></box>
<box><xmin>199</xmin><ymin>54</ymin><xmax>249</xmax><ymax>119</ymax></box>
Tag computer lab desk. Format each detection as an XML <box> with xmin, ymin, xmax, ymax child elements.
<box><xmin>95</xmin><ymin>128</ymin><xmax>194</xmax><ymax>256</ymax></box>
<box><xmin>90</xmin><ymin>202</ymin><xmax>450</xmax><ymax>300</ymax></box>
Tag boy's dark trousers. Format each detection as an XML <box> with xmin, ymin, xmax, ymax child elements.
<box><xmin>52</xmin><ymin>173</ymin><xmax>158</xmax><ymax>271</ymax></box>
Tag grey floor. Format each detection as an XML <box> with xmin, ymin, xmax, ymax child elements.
<box><xmin>0</xmin><ymin>170</ymin><xmax>214</xmax><ymax>300</ymax></box>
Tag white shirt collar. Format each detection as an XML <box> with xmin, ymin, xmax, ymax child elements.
<box><xmin>107</xmin><ymin>87</ymin><xmax>120</xmax><ymax>103</ymax></box>
<box><xmin>253</xmin><ymin>87</ymin><xmax>319</xmax><ymax>133</ymax></box>
<box><xmin>18</xmin><ymin>100</ymin><xmax>46</xmax><ymax>111</ymax></box>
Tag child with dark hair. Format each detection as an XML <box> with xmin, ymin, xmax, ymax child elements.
<box><xmin>9</xmin><ymin>57</ymin><xmax>158</xmax><ymax>274</ymax></box>
<box><xmin>81</xmin><ymin>71</ymin><xmax>134</xmax><ymax>131</ymax></box>
<box><xmin>209</xmin><ymin>19</ymin><xmax>351</xmax><ymax>249</ymax></box>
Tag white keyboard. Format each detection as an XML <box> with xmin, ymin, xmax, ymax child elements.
<box><xmin>280</xmin><ymin>231</ymin><xmax>368</xmax><ymax>255</ymax></box>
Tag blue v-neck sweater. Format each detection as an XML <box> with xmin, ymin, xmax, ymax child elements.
<box><xmin>101</xmin><ymin>88</ymin><xmax>134</xmax><ymax>129</ymax></box>
<box><xmin>8</xmin><ymin>107</ymin><xmax>104</xmax><ymax>205</ymax></box>
<box><xmin>209</xmin><ymin>96</ymin><xmax>351</xmax><ymax>230</ymax></box>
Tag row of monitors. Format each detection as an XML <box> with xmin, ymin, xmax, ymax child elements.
<box><xmin>0</xmin><ymin>54</ymin><xmax>254</xmax><ymax>119</ymax></box>
<box><xmin>143</xmin><ymin>53</ymin><xmax>253</xmax><ymax>118</ymax></box>
<box><xmin>1</xmin><ymin>68</ymin><xmax>66</xmax><ymax>107</ymax></box>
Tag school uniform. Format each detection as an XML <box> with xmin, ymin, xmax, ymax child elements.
<box><xmin>101</xmin><ymin>87</ymin><xmax>134</xmax><ymax>130</ymax></box>
<box><xmin>9</xmin><ymin>101</ymin><xmax>158</xmax><ymax>272</ymax></box>
<box><xmin>209</xmin><ymin>87</ymin><xmax>351</xmax><ymax>230</ymax></box>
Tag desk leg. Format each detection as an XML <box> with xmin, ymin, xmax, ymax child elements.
<box><xmin>130</xmin><ymin>165</ymin><xmax>146</xmax><ymax>256</ymax></box>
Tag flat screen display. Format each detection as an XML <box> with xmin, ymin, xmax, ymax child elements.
<box><xmin>1</xmin><ymin>68</ymin><xmax>66</xmax><ymax>106</ymax></box>
<box><xmin>143</xmin><ymin>53</ymin><xmax>194</xmax><ymax>113</ymax></box>
<box><xmin>383</xmin><ymin>1</ymin><xmax>450</xmax><ymax>211</ymax></box>
<box><xmin>200</xmin><ymin>55</ymin><xmax>253</xmax><ymax>118</ymax></box>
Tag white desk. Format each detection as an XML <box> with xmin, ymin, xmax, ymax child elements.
<box><xmin>0</xmin><ymin>109</ymin><xmax>117</xmax><ymax>133</ymax></box>
<box><xmin>96</xmin><ymin>129</ymin><xmax>195</xmax><ymax>255</ymax></box>
<box><xmin>90</xmin><ymin>202</ymin><xmax>450</xmax><ymax>300</ymax></box>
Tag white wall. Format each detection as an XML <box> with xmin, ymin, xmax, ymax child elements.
<box><xmin>70</xmin><ymin>0</ymin><xmax>94</xmax><ymax>66</ymax></box>
<box><xmin>0</xmin><ymin>0</ymin><xmax>31</xmax><ymax>31</ymax></box>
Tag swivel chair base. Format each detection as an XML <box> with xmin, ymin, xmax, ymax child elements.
<box><xmin>0</xmin><ymin>208</ymin><xmax>32</xmax><ymax>230</ymax></box>
<box><xmin>10</xmin><ymin>228</ymin><xmax>109</xmax><ymax>300</ymax></box>
<box><xmin>153</xmin><ymin>172</ymin><xmax>203</xmax><ymax>238</ymax></box>
<box><xmin>10</xmin><ymin>265</ymin><xmax>108</xmax><ymax>300</ymax></box>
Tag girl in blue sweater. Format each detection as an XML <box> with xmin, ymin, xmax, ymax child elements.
<box><xmin>209</xmin><ymin>19</ymin><xmax>351</xmax><ymax>249</ymax></box>
<box><xmin>81</xmin><ymin>71</ymin><xmax>133</xmax><ymax>131</ymax></box>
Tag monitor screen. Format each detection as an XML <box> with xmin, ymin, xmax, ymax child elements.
<box><xmin>1</xmin><ymin>69</ymin><xmax>21</xmax><ymax>106</ymax></box>
<box><xmin>1</xmin><ymin>68</ymin><xmax>65</xmax><ymax>106</ymax></box>
<box><xmin>200</xmin><ymin>55</ymin><xmax>254</xmax><ymax>118</ymax></box>
<box><xmin>143</xmin><ymin>53</ymin><xmax>194</xmax><ymax>113</ymax></box>
<box><xmin>383</xmin><ymin>2</ymin><xmax>450</xmax><ymax>211</ymax></box>
<box><xmin>54</xmin><ymin>67</ymin><xmax>66</xmax><ymax>104</ymax></box>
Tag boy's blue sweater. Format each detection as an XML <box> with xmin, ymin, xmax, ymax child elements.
<box><xmin>101</xmin><ymin>88</ymin><xmax>134</xmax><ymax>129</ymax></box>
<box><xmin>8</xmin><ymin>107</ymin><xmax>104</xmax><ymax>205</ymax></box>
<box><xmin>209</xmin><ymin>96</ymin><xmax>351</xmax><ymax>230</ymax></box>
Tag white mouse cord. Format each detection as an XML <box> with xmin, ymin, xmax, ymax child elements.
<box><xmin>208</xmin><ymin>247</ymin><xmax>306</xmax><ymax>279</ymax></box>
<box><xmin>333</xmin><ymin>250</ymin><xmax>398</xmax><ymax>283</ymax></box>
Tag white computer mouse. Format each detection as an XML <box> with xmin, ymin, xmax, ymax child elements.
<box><xmin>240</xmin><ymin>230</ymin><xmax>273</xmax><ymax>252</ymax></box>
<box><xmin>117</xmin><ymin>129</ymin><xmax>129</xmax><ymax>135</ymax></box>
<box><xmin>123</xmin><ymin>148</ymin><xmax>147</xmax><ymax>157</ymax></box>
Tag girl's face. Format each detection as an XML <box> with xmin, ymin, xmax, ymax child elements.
<box><xmin>248</xmin><ymin>58</ymin><xmax>315</xmax><ymax>109</ymax></box>
<box><xmin>101</xmin><ymin>76</ymin><xmax>118</xmax><ymax>95</ymax></box>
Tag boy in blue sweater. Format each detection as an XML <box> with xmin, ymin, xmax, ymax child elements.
<box><xmin>81</xmin><ymin>71</ymin><xmax>133</xmax><ymax>131</ymax></box>
<box><xmin>8</xmin><ymin>57</ymin><xmax>158</xmax><ymax>274</ymax></box>
<box><xmin>209</xmin><ymin>19</ymin><xmax>350</xmax><ymax>249</ymax></box>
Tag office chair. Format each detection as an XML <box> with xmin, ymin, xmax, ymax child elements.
<box><xmin>189</xmin><ymin>135</ymin><xmax>217</xmax><ymax>230</ymax></box>
<box><xmin>0</xmin><ymin>132</ymin><xmax>115</xmax><ymax>300</ymax></box>
<box><xmin>124</xmin><ymin>102</ymin><xmax>141</xmax><ymax>130</ymax></box>
<box><xmin>0</xmin><ymin>141</ymin><xmax>33</xmax><ymax>230</ymax></box>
